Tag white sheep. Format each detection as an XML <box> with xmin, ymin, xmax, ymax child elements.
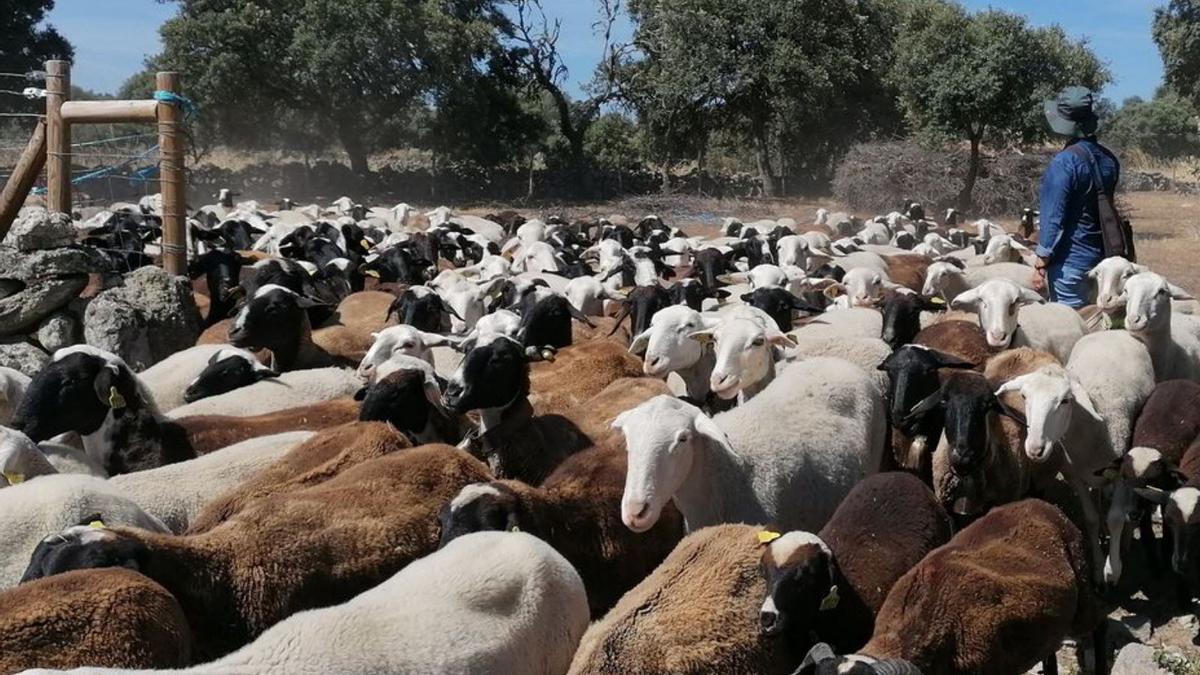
<box><xmin>0</xmin><ymin>474</ymin><xmax>170</xmax><ymax>589</ymax></box>
<box><xmin>0</xmin><ymin>367</ymin><xmax>30</xmax><ymax>426</ymax></box>
<box><xmin>20</xmin><ymin>532</ymin><xmax>587</xmax><ymax>675</ymax></box>
<box><xmin>111</xmin><ymin>431</ymin><xmax>315</xmax><ymax>533</ymax></box>
<box><xmin>357</xmin><ymin>325</ymin><xmax>454</xmax><ymax>381</ymax></box>
<box><xmin>565</xmin><ymin>276</ymin><xmax>623</xmax><ymax>317</ymax></box>
<box><xmin>1087</xmin><ymin>256</ymin><xmax>1147</xmax><ymax>314</ymax></box>
<box><xmin>165</xmin><ymin>367</ymin><xmax>362</xmax><ymax>418</ymax></box>
<box><xmin>1123</xmin><ymin>271</ymin><xmax>1200</xmax><ymax>382</ymax></box>
<box><xmin>921</xmin><ymin>261</ymin><xmax>1035</xmax><ymax>300</ymax></box>
<box><xmin>613</xmin><ymin>356</ymin><xmax>886</xmax><ymax>534</ymax></box>
<box><xmin>0</xmin><ymin>427</ymin><xmax>105</xmax><ymax>486</ymax></box>
<box><xmin>996</xmin><ymin>332</ymin><xmax>1156</xmax><ymax>582</ymax></box>
<box><xmin>952</xmin><ymin>279</ymin><xmax>1084</xmax><ymax>363</ymax></box>
<box><xmin>690</xmin><ymin>316</ymin><xmax>795</xmax><ymax>402</ymax></box>
<box><xmin>628</xmin><ymin>305</ymin><xmax>717</xmax><ymax>402</ymax></box>
<box><xmin>789</xmin><ymin>306</ymin><xmax>883</xmax><ymax>340</ymax></box>
<box><xmin>981</xmin><ymin>233</ymin><xmax>1033</xmax><ymax>265</ymax></box>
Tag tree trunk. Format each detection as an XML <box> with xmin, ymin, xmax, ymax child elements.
<box><xmin>756</xmin><ymin>139</ymin><xmax>778</xmax><ymax>198</ymax></box>
<box><xmin>338</xmin><ymin>126</ymin><xmax>369</xmax><ymax>175</ymax></box>
<box><xmin>958</xmin><ymin>133</ymin><xmax>982</xmax><ymax>211</ymax></box>
<box><xmin>660</xmin><ymin>155</ymin><xmax>671</xmax><ymax>193</ymax></box>
<box><xmin>527</xmin><ymin>153</ymin><xmax>535</xmax><ymax>200</ymax></box>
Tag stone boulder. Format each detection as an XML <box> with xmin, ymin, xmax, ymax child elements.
<box><xmin>1111</xmin><ymin>644</ymin><xmax>1169</xmax><ymax>675</ymax></box>
<box><xmin>35</xmin><ymin>310</ymin><xmax>80</xmax><ymax>353</ymax></box>
<box><xmin>83</xmin><ymin>266</ymin><xmax>203</xmax><ymax>371</ymax></box>
<box><xmin>0</xmin><ymin>339</ymin><xmax>49</xmax><ymax>377</ymax></box>
<box><xmin>2</xmin><ymin>208</ymin><xmax>75</xmax><ymax>251</ymax></box>
<box><xmin>0</xmin><ymin>275</ymin><xmax>88</xmax><ymax>337</ymax></box>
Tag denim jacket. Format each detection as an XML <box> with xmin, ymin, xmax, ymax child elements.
<box><xmin>1036</xmin><ymin>138</ymin><xmax>1120</xmax><ymax>267</ymax></box>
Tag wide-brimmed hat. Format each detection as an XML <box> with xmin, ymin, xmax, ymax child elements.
<box><xmin>1044</xmin><ymin>86</ymin><xmax>1099</xmax><ymax>137</ymax></box>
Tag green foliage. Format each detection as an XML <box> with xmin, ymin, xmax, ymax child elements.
<box><xmin>584</xmin><ymin>113</ymin><xmax>642</xmax><ymax>171</ymax></box>
<box><xmin>0</xmin><ymin>0</ymin><xmax>72</xmax><ymax>116</ymax></box>
<box><xmin>622</xmin><ymin>0</ymin><xmax>898</xmax><ymax>195</ymax></box>
<box><xmin>889</xmin><ymin>0</ymin><xmax>1109</xmax><ymax>206</ymax></box>
<box><xmin>155</xmin><ymin>0</ymin><xmax>510</xmax><ymax>172</ymax></box>
<box><xmin>1154</xmin><ymin>0</ymin><xmax>1200</xmax><ymax>110</ymax></box>
<box><xmin>1106</xmin><ymin>93</ymin><xmax>1200</xmax><ymax>160</ymax></box>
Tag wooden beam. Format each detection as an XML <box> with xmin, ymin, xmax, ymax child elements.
<box><xmin>44</xmin><ymin>60</ymin><xmax>70</xmax><ymax>215</ymax></box>
<box><xmin>156</xmin><ymin>71</ymin><xmax>187</xmax><ymax>276</ymax></box>
<box><xmin>61</xmin><ymin>99</ymin><xmax>158</xmax><ymax>124</ymax></box>
<box><xmin>0</xmin><ymin>121</ymin><xmax>47</xmax><ymax>240</ymax></box>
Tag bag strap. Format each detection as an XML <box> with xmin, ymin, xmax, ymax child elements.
<box><xmin>1067</xmin><ymin>142</ymin><xmax>1109</xmax><ymax>198</ymax></box>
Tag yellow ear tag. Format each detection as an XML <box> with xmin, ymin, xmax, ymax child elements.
<box><xmin>360</xmin><ymin>239</ymin><xmax>371</xmax><ymax>249</ymax></box>
<box><xmin>757</xmin><ymin>530</ymin><xmax>782</xmax><ymax>545</ymax></box>
<box><xmin>89</xmin><ymin>520</ymin><xmax>106</xmax><ymax>529</ymax></box>
<box><xmin>929</xmin><ymin>297</ymin><xmax>946</xmax><ymax>305</ymax></box>
<box><xmin>2</xmin><ymin>472</ymin><xmax>24</xmax><ymax>485</ymax></box>
<box><xmin>107</xmin><ymin>386</ymin><xmax>126</xmax><ymax>410</ymax></box>
<box><xmin>1102</xmin><ymin>467</ymin><xmax>1119</xmax><ymax>483</ymax></box>
<box><xmin>363</xmin><ymin>269</ymin><xmax>380</xmax><ymax>278</ymax></box>
<box><xmin>819</xmin><ymin>585</ymin><xmax>840</xmax><ymax>611</ymax></box>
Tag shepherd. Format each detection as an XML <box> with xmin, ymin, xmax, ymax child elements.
<box><xmin>1033</xmin><ymin>85</ymin><xmax>1133</xmax><ymax>308</ymax></box>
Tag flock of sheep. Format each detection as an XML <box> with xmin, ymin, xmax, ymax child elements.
<box><xmin>1</xmin><ymin>193</ymin><xmax>1199</xmax><ymax>674</ymax></box>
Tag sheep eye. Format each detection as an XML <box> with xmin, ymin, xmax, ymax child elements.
<box><xmin>1008</xmin><ymin>304</ymin><xmax>1017</xmax><ymax>317</ymax></box>
<box><xmin>751</xmin><ymin>336</ymin><xmax>766</xmax><ymax>346</ymax></box>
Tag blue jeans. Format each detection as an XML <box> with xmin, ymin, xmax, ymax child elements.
<box><xmin>1047</xmin><ymin>261</ymin><xmax>1092</xmax><ymax>308</ymax></box>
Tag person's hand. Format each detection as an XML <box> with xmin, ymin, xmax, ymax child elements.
<box><xmin>1031</xmin><ymin>257</ymin><xmax>1048</xmax><ymax>292</ymax></box>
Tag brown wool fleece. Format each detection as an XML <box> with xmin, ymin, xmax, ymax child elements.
<box><xmin>187</xmin><ymin>421</ymin><xmax>411</xmax><ymax>534</ymax></box>
<box><xmin>1131</xmin><ymin>380</ymin><xmax>1200</xmax><ymax>465</ymax></box>
<box><xmin>528</xmin><ymin>340</ymin><xmax>645</xmax><ymax>417</ymax></box>
<box><xmin>862</xmin><ymin>499</ymin><xmax>1100</xmax><ymax>675</ymax></box>
<box><xmin>884</xmin><ymin>254</ymin><xmax>931</xmax><ymax>293</ymax></box>
<box><xmin>0</xmin><ymin>568</ymin><xmax>191</xmax><ymax>673</ymax></box>
<box><xmin>113</xmin><ymin>443</ymin><xmax>491</xmax><ymax>661</ymax></box>
<box><xmin>914</xmin><ymin>320</ymin><xmax>997</xmax><ymax>367</ymax></box>
<box><xmin>497</xmin><ymin>445</ymin><xmax>684</xmax><ymax>618</ymax></box>
<box><xmin>569</xmin><ymin>524</ymin><xmax>792</xmax><ymax>675</ymax></box>
<box><xmin>172</xmin><ymin>397</ymin><xmax>362</xmax><ymax>456</ymax></box>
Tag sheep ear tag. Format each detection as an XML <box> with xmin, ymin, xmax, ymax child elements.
<box><xmin>819</xmin><ymin>585</ymin><xmax>839</xmax><ymax>611</ymax></box>
<box><xmin>509</xmin><ymin>525</ymin><xmax>521</xmax><ymax>533</ymax></box>
<box><xmin>363</xmin><ymin>269</ymin><xmax>380</xmax><ymax>278</ymax></box>
<box><xmin>757</xmin><ymin>530</ymin><xmax>782</xmax><ymax>545</ymax></box>
<box><xmin>107</xmin><ymin>386</ymin><xmax>126</xmax><ymax>410</ymax></box>
<box><xmin>88</xmin><ymin>519</ymin><xmax>106</xmax><ymax>529</ymax></box>
<box><xmin>929</xmin><ymin>297</ymin><xmax>945</xmax><ymax>305</ymax></box>
<box><xmin>2</xmin><ymin>472</ymin><xmax>24</xmax><ymax>486</ymax></box>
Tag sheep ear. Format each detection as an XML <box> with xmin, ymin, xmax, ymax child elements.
<box><xmin>951</xmin><ymin>287</ymin><xmax>981</xmax><ymax>310</ymax></box>
<box><xmin>1168</xmin><ymin>283</ymin><xmax>1193</xmax><ymax>301</ymax></box>
<box><xmin>629</xmin><ymin>329</ymin><xmax>651</xmax><ymax>355</ymax></box>
<box><xmin>933</xmin><ymin>351</ymin><xmax>974</xmax><ymax>370</ymax></box>
<box><xmin>1134</xmin><ymin>486</ymin><xmax>1172</xmax><ymax>505</ymax></box>
<box><xmin>687</xmin><ymin>329</ymin><xmax>715</xmax><ymax>345</ymax></box>
<box><xmin>1017</xmin><ymin>288</ymin><xmax>1045</xmax><ymax>305</ymax></box>
<box><xmin>1068</xmin><ymin>376</ymin><xmax>1103</xmax><ymax>422</ymax></box>
<box><xmin>692</xmin><ymin>411</ymin><xmax>736</xmax><ymax>456</ymax></box>
<box><xmin>994</xmin><ymin>374</ymin><xmax>1031</xmax><ymax>397</ymax></box>
<box><xmin>767</xmin><ymin>330</ymin><xmax>798</xmax><ymax>347</ymax></box>
<box><xmin>822</xmin><ymin>283</ymin><xmax>846</xmax><ymax>300</ymax></box>
<box><xmin>905</xmin><ymin>390</ymin><xmax>942</xmax><ymax>422</ymax></box>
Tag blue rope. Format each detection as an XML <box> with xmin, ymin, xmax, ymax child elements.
<box><xmin>153</xmin><ymin>90</ymin><xmax>197</xmax><ymax>120</ymax></box>
<box><xmin>32</xmin><ymin>144</ymin><xmax>160</xmax><ymax>195</ymax></box>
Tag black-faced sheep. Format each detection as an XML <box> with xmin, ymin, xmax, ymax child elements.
<box><xmin>759</xmin><ymin>472</ymin><xmax>952</xmax><ymax>667</ymax></box>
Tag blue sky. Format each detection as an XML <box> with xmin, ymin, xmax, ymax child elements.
<box><xmin>48</xmin><ymin>0</ymin><xmax>1163</xmax><ymax>104</ymax></box>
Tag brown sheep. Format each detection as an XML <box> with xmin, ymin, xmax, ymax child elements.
<box><xmin>172</xmin><ymin>397</ymin><xmax>362</xmax><ymax>456</ymax></box>
<box><xmin>573</xmin><ymin>315</ymin><xmax>631</xmax><ymax>345</ymax></box>
<box><xmin>0</xmin><ymin>568</ymin><xmax>191</xmax><ymax>673</ymax></box>
<box><xmin>882</xmin><ymin>254</ymin><xmax>932</xmax><ymax>293</ymax></box>
<box><xmin>759</xmin><ymin>473</ymin><xmax>952</xmax><ymax>666</ymax></box>
<box><xmin>857</xmin><ymin>499</ymin><xmax>1104</xmax><ymax>675</ymax></box>
<box><xmin>310</xmin><ymin>290</ymin><xmax>398</xmax><ymax>363</ymax></box>
<box><xmin>568</xmin><ymin>524</ymin><xmax>793</xmax><ymax>675</ymax></box>
<box><xmin>1131</xmin><ymin>379</ymin><xmax>1200</xmax><ymax>464</ymax></box>
<box><xmin>187</xmin><ymin>421</ymin><xmax>412</xmax><ymax>534</ymax></box>
<box><xmin>913</xmin><ymin>320</ymin><xmax>995</xmax><ymax>367</ymax></box>
<box><xmin>439</xmin><ymin>444</ymin><xmax>686</xmax><ymax>618</ymax></box>
<box><xmin>528</xmin><ymin>339</ymin><xmax>645</xmax><ymax>417</ymax></box>
<box><xmin>20</xmin><ymin>443</ymin><xmax>493</xmax><ymax>662</ymax></box>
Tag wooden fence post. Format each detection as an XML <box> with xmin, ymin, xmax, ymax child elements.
<box><xmin>156</xmin><ymin>71</ymin><xmax>187</xmax><ymax>276</ymax></box>
<box><xmin>0</xmin><ymin>121</ymin><xmax>47</xmax><ymax>240</ymax></box>
<box><xmin>45</xmin><ymin>60</ymin><xmax>70</xmax><ymax>215</ymax></box>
